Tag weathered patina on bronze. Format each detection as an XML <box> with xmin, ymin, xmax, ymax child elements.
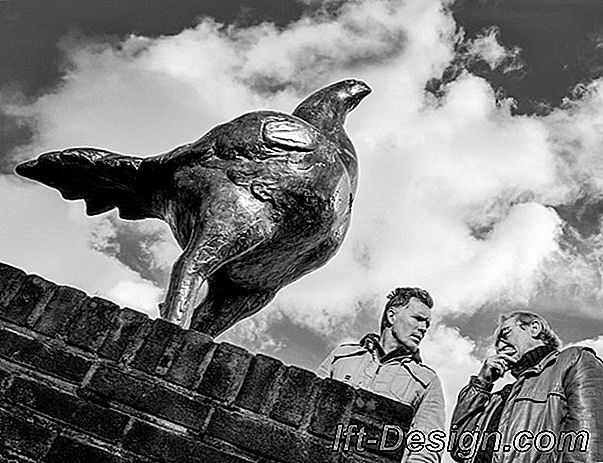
<box><xmin>16</xmin><ymin>79</ymin><xmax>371</xmax><ymax>336</ymax></box>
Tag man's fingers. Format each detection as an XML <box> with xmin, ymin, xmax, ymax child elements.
<box><xmin>485</xmin><ymin>357</ymin><xmax>510</xmax><ymax>374</ymax></box>
<box><xmin>497</xmin><ymin>353</ymin><xmax>515</xmax><ymax>362</ymax></box>
<box><xmin>490</xmin><ymin>361</ymin><xmax>506</xmax><ymax>372</ymax></box>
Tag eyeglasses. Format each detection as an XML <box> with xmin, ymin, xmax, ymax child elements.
<box><xmin>496</xmin><ymin>321</ymin><xmax>528</xmax><ymax>343</ymax></box>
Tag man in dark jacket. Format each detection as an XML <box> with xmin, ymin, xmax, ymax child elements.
<box><xmin>450</xmin><ymin>311</ymin><xmax>603</xmax><ymax>463</ymax></box>
<box><xmin>318</xmin><ymin>287</ymin><xmax>445</xmax><ymax>463</ymax></box>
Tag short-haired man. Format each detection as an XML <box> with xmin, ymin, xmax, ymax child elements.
<box><xmin>450</xmin><ymin>311</ymin><xmax>603</xmax><ymax>463</ymax></box>
<box><xmin>318</xmin><ymin>287</ymin><xmax>445</xmax><ymax>463</ymax></box>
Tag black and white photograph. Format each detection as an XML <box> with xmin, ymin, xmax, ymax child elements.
<box><xmin>1</xmin><ymin>0</ymin><xmax>603</xmax><ymax>462</ymax></box>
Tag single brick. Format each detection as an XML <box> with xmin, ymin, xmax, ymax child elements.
<box><xmin>72</xmin><ymin>402</ymin><xmax>130</xmax><ymax>442</ymax></box>
<box><xmin>309</xmin><ymin>378</ymin><xmax>355</xmax><ymax>438</ymax></box>
<box><xmin>353</xmin><ymin>389</ymin><xmax>413</xmax><ymax>431</ymax></box>
<box><xmin>43</xmin><ymin>436</ymin><xmax>123</xmax><ymax>463</ymax></box>
<box><xmin>0</xmin><ymin>448</ymin><xmax>36</xmax><ymax>463</ymax></box>
<box><xmin>270</xmin><ymin>366</ymin><xmax>316</xmax><ymax>427</ymax></box>
<box><xmin>154</xmin><ymin>332</ymin><xmax>185</xmax><ymax>377</ymax></box>
<box><xmin>197</xmin><ymin>343</ymin><xmax>251</xmax><ymax>402</ymax></box>
<box><xmin>66</xmin><ymin>297</ymin><xmax>120</xmax><ymax>352</ymax></box>
<box><xmin>33</xmin><ymin>285</ymin><xmax>87</xmax><ymax>336</ymax></box>
<box><xmin>166</xmin><ymin>330</ymin><xmax>213</xmax><ymax>388</ymax></box>
<box><xmin>0</xmin><ymin>263</ymin><xmax>26</xmax><ymax>307</ymax></box>
<box><xmin>0</xmin><ymin>274</ymin><xmax>56</xmax><ymax>325</ymax></box>
<box><xmin>207</xmin><ymin>408</ymin><xmax>337</xmax><ymax>463</ymax></box>
<box><xmin>86</xmin><ymin>365</ymin><xmax>211</xmax><ymax>431</ymax></box>
<box><xmin>235</xmin><ymin>354</ymin><xmax>282</xmax><ymax>413</ymax></box>
<box><xmin>129</xmin><ymin>318</ymin><xmax>181</xmax><ymax>374</ymax></box>
<box><xmin>0</xmin><ymin>365</ymin><xmax>11</xmax><ymax>397</ymax></box>
<box><xmin>0</xmin><ymin>328</ymin><xmax>92</xmax><ymax>383</ymax></box>
<box><xmin>124</xmin><ymin>420</ymin><xmax>252</xmax><ymax>463</ymax></box>
<box><xmin>0</xmin><ymin>408</ymin><xmax>55</xmax><ymax>459</ymax></box>
<box><xmin>6</xmin><ymin>376</ymin><xmax>78</xmax><ymax>422</ymax></box>
<box><xmin>99</xmin><ymin>308</ymin><xmax>148</xmax><ymax>361</ymax></box>
<box><xmin>6</xmin><ymin>376</ymin><xmax>129</xmax><ymax>442</ymax></box>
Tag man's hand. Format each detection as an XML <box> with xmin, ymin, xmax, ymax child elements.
<box><xmin>477</xmin><ymin>353</ymin><xmax>515</xmax><ymax>383</ymax></box>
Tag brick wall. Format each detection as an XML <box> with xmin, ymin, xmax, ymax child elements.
<box><xmin>0</xmin><ymin>262</ymin><xmax>413</xmax><ymax>463</ymax></box>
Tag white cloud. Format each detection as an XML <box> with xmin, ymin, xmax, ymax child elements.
<box><xmin>421</xmin><ymin>325</ymin><xmax>481</xmax><ymax>417</ymax></box>
<box><xmin>545</xmin><ymin>80</ymin><xmax>603</xmax><ymax>195</ymax></box>
<box><xmin>0</xmin><ymin>175</ymin><xmax>157</xmax><ymax>304</ymax></box>
<box><xmin>465</xmin><ymin>26</ymin><xmax>522</xmax><ymax>72</ymax></box>
<box><xmin>107</xmin><ymin>279</ymin><xmax>163</xmax><ymax>317</ymax></box>
<box><xmin>569</xmin><ymin>335</ymin><xmax>603</xmax><ymax>359</ymax></box>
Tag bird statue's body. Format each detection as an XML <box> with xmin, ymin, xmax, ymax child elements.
<box><xmin>16</xmin><ymin>79</ymin><xmax>371</xmax><ymax>336</ymax></box>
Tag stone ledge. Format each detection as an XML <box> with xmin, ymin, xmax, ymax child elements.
<box><xmin>0</xmin><ymin>262</ymin><xmax>412</xmax><ymax>463</ymax></box>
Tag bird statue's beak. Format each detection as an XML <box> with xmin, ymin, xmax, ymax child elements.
<box><xmin>352</xmin><ymin>81</ymin><xmax>372</xmax><ymax>99</ymax></box>
<box><xmin>348</xmin><ymin>81</ymin><xmax>371</xmax><ymax>110</ymax></box>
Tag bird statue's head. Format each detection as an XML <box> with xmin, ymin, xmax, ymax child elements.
<box><xmin>292</xmin><ymin>79</ymin><xmax>372</xmax><ymax>131</ymax></box>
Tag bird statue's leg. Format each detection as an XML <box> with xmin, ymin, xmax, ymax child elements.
<box><xmin>159</xmin><ymin>234</ymin><xmax>222</xmax><ymax>328</ymax></box>
<box><xmin>160</xmin><ymin>211</ymin><xmax>274</xmax><ymax>329</ymax></box>
<box><xmin>190</xmin><ymin>274</ymin><xmax>277</xmax><ymax>337</ymax></box>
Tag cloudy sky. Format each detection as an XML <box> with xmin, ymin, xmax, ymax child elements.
<box><xmin>2</xmin><ymin>0</ymin><xmax>603</xmax><ymax>441</ymax></box>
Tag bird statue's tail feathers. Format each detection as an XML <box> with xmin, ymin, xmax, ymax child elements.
<box><xmin>16</xmin><ymin>148</ymin><xmax>157</xmax><ymax>220</ymax></box>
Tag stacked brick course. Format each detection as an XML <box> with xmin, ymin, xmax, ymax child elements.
<box><xmin>0</xmin><ymin>262</ymin><xmax>413</xmax><ymax>463</ymax></box>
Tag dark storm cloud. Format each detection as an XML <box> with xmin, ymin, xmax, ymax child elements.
<box><xmin>0</xmin><ymin>0</ymin><xmax>303</xmax><ymax>97</ymax></box>
<box><xmin>88</xmin><ymin>215</ymin><xmax>173</xmax><ymax>288</ymax></box>
<box><xmin>222</xmin><ymin>294</ymin><xmax>383</xmax><ymax>370</ymax></box>
<box><xmin>0</xmin><ymin>112</ymin><xmax>35</xmax><ymax>174</ymax></box>
<box><xmin>451</xmin><ymin>0</ymin><xmax>603</xmax><ymax>114</ymax></box>
<box><xmin>555</xmin><ymin>196</ymin><xmax>603</xmax><ymax>239</ymax></box>
<box><xmin>262</xmin><ymin>316</ymin><xmax>333</xmax><ymax>369</ymax></box>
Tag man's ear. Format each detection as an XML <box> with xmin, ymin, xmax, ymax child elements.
<box><xmin>385</xmin><ymin>307</ymin><xmax>397</xmax><ymax>327</ymax></box>
<box><xmin>529</xmin><ymin>320</ymin><xmax>543</xmax><ymax>339</ymax></box>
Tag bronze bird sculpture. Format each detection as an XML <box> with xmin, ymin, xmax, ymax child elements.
<box><xmin>16</xmin><ymin>79</ymin><xmax>371</xmax><ymax>336</ymax></box>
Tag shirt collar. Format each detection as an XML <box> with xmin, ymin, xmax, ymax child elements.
<box><xmin>360</xmin><ymin>332</ymin><xmax>422</xmax><ymax>363</ymax></box>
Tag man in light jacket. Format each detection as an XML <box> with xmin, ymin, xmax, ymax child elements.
<box><xmin>450</xmin><ymin>311</ymin><xmax>603</xmax><ymax>463</ymax></box>
<box><xmin>318</xmin><ymin>287</ymin><xmax>445</xmax><ymax>463</ymax></box>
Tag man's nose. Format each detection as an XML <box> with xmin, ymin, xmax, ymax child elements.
<box><xmin>496</xmin><ymin>339</ymin><xmax>511</xmax><ymax>351</ymax></box>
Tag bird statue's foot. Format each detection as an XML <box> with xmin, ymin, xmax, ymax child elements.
<box><xmin>158</xmin><ymin>301</ymin><xmax>167</xmax><ymax>319</ymax></box>
<box><xmin>159</xmin><ymin>300</ymin><xmax>194</xmax><ymax>329</ymax></box>
<box><xmin>189</xmin><ymin>280</ymin><xmax>277</xmax><ymax>337</ymax></box>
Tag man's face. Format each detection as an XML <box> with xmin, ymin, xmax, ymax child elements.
<box><xmin>495</xmin><ymin>317</ymin><xmax>539</xmax><ymax>364</ymax></box>
<box><xmin>388</xmin><ymin>298</ymin><xmax>432</xmax><ymax>352</ymax></box>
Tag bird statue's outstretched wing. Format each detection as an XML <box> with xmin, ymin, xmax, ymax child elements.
<box><xmin>15</xmin><ymin>148</ymin><xmax>160</xmax><ymax>220</ymax></box>
<box><xmin>261</xmin><ymin>117</ymin><xmax>318</xmax><ymax>151</ymax></box>
<box><xmin>206</xmin><ymin>113</ymin><xmax>326</xmax><ymax>205</ymax></box>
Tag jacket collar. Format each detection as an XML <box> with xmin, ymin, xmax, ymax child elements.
<box><xmin>510</xmin><ymin>345</ymin><xmax>556</xmax><ymax>378</ymax></box>
<box><xmin>360</xmin><ymin>332</ymin><xmax>422</xmax><ymax>363</ymax></box>
<box><xmin>515</xmin><ymin>348</ymin><xmax>559</xmax><ymax>378</ymax></box>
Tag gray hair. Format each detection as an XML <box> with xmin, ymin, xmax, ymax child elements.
<box><xmin>499</xmin><ymin>311</ymin><xmax>561</xmax><ymax>349</ymax></box>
